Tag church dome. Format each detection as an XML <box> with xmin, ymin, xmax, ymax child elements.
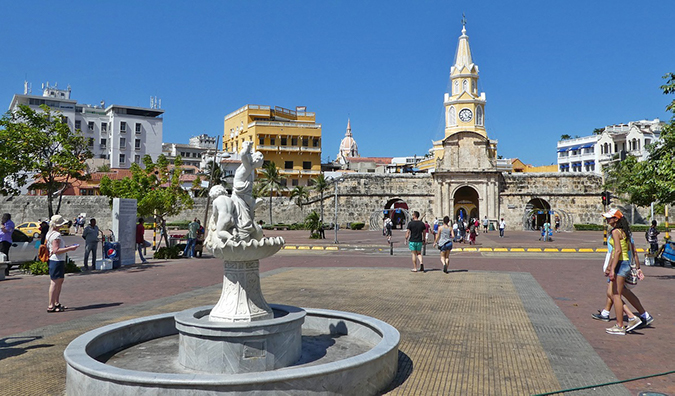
<box><xmin>337</xmin><ymin>119</ymin><xmax>359</xmax><ymax>163</ymax></box>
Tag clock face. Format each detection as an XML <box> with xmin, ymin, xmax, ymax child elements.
<box><xmin>459</xmin><ymin>108</ymin><xmax>473</xmax><ymax>122</ymax></box>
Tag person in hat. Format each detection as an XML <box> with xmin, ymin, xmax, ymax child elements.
<box><xmin>600</xmin><ymin>208</ymin><xmax>653</xmax><ymax>335</ymax></box>
<box><xmin>45</xmin><ymin>215</ymin><xmax>80</xmax><ymax>312</ymax></box>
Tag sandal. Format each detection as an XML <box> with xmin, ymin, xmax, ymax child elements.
<box><xmin>47</xmin><ymin>306</ymin><xmax>63</xmax><ymax>313</ymax></box>
<box><xmin>55</xmin><ymin>303</ymin><xmax>68</xmax><ymax>310</ymax></box>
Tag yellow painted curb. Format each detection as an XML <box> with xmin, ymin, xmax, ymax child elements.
<box><xmin>325</xmin><ymin>246</ymin><xmax>338</xmax><ymax>250</ymax></box>
<box><xmin>311</xmin><ymin>246</ymin><xmax>324</xmax><ymax>250</ymax></box>
<box><xmin>283</xmin><ymin>246</ymin><xmax>297</xmax><ymax>250</ymax></box>
<box><xmin>527</xmin><ymin>248</ymin><xmax>542</xmax><ymax>252</ymax></box>
<box><xmin>493</xmin><ymin>248</ymin><xmax>509</xmax><ymax>252</ymax></box>
<box><xmin>578</xmin><ymin>248</ymin><xmax>594</xmax><ymax>252</ymax></box>
<box><xmin>298</xmin><ymin>246</ymin><xmax>310</xmax><ymax>250</ymax></box>
<box><xmin>463</xmin><ymin>248</ymin><xmax>478</xmax><ymax>252</ymax></box>
<box><xmin>635</xmin><ymin>248</ymin><xmax>646</xmax><ymax>253</ymax></box>
<box><xmin>511</xmin><ymin>248</ymin><xmax>525</xmax><ymax>252</ymax></box>
<box><xmin>544</xmin><ymin>248</ymin><xmax>559</xmax><ymax>252</ymax></box>
<box><xmin>561</xmin><ymin>248</ymin><xmax>577</xmax><ymax>252</ymax></box>
<box><xmin>596</xmin><ymin>248</ymin><xmax>608</xmax><ymax>252</ymax></box>
<box><xmin>479</xmin><ymin>248</ymin><xmax>493</xmax><ymax>252</ymax></box>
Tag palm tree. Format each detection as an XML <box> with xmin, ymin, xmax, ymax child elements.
<box><xmin>290</xmin><ymin>185</ymin><xmax>309</xmax><ymax>215</ymax></box>
<box><xmin>257</xmin><ymin>162</ymin><xmax>286</xmax><ymax>224</ymax></box>
<box><xmin>304</xmin><ymin>210</ymin><xmax>322</xmax><ymax>238</ymax></box>
<box><xmin>311</xmin><ymin>174</ymin><xmax>329</xmax><ymax>225</ymax></box>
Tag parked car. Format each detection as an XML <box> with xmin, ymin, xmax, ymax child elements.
<box><xmin>2</xmin><ymin>230</ymin><xmax>38</xmax><ymax>272</ymax></box>
<box><xmin>16</xmin><ymin>222</ymin><xmax>42</xmax><ymax>239</ymax></box>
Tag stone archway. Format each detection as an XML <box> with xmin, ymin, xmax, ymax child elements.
<box><xmin>383</xmin><ymin>198</ymin><xmax>410</xmax><ymax>230</ymax></box>
<box><xmin>453</xmin><ymin>186</ymin><xmax>479</xmax><ymax>223</ymax></box>
<box><xmin>524</xmin><ymin>198</ymin><xmax>551</xmax><ymax>230</ymax></box>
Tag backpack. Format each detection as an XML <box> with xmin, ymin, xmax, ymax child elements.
<box><xmin>38</xmin><ymin>244</ymin><xmax>49</xmax><ymax>262</ymax></box>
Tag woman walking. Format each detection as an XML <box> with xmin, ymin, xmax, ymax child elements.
<box><xmin>46</xmin><ymin>215</ymin><xmax>80</xmax><ymax>313</ymax></box>
<box><xmin>603</xmin><ymin>209</ymin><xmax>651</xmax><ymax>335</ymax></box>
<box><xmin>433</xmin><ymin>216</ymin><xmax>454</xmax><ymax>273</ymax></box>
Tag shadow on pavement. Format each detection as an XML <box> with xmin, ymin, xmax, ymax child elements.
<box><xmin>70</xmin><ymin>302</ymin><xmax>123</xmax><ymax>311</ymax></box>
<box><xmin>382</xmin><ymin>350</ymin><xmax>414</xmax><ymax>392</ymax></box>
<box><xmin>0</xmin><ymin>336</ymin><xmax>53</xmax><ymax>361</ymax></box>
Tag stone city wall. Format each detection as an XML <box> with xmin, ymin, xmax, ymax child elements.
<box><xmin>0</xmin><ymin>172</ymin><xmax>663</xmax><ymax>234</ymax></box>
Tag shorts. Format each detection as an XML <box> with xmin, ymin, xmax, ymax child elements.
<box><xmin>439</xmin><ymin>240</ymin><xmax>453</xmax><ymax>251</ymax></box>
<box><xmin>614</xmin><ymin>260</ymin><xmax>631</xmax><ymax>278</ymax></box>
<box><xmin>408</xmin><ymin>241</ymin><xmax>423</xmax><ymax>252</ymax></box>
<box><xmin>49</xmin><ymin>260</ymin><xmax>65</xmax><ymax>280</ymax></box>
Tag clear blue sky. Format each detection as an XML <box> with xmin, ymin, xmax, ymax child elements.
<box><xmin>2</xmin><ymin>1</ymin><xmax>673</xmax><ymax>166</ymax></box>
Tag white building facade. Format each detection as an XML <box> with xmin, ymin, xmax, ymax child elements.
<box><xmin>9</xmin><ymin>82</ymin><xmax>163</xmax><ymax>169</ymax></box>
<box><xmin>557</xmin><ymin>118</ymin><xmax>663</xmax><ymax>175</ymax></box>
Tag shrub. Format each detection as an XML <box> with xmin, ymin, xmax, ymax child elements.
<box><xmin>289</xmin><ymin>223</ymin><xmax>306</xmax><ymax>230</ymax></box>
<box><xmin>573</xmin><ymin>224</ymin><xmax>605</xmax><ymax>231</ymax></box>
<box><xmin>166</xmin><ymin>221</ymin><xmax>190</xmax><ymax>229</ymax></box>
<box><xmin>153</xmin><ymin>246</ymin><xmax>182</xmax><ymax>259</ymax></box>
<box><xmin>20</xmin><ymin>257</ymin><xmax>81</xmax><ymax>275</ymax></box>
<box><xmin>309</xmin><ymin>232</ymin><xmax>322</xmax><ymax>239</ymax></box>
<box><xmin>349</xmin><ymin>222</ymin><xmax>365</xmax><ymax>230</ymax></box>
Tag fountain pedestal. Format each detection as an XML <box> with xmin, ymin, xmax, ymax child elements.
<box><xmin>209</xmin><ymin>260</ymin><xmax>273</xmax><ymax>322</ymax></box>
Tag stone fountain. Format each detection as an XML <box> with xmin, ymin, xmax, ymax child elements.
<box><xmin>64</xmin><ymin>142</ymin><xmax>400</xmax><ymax>395</ymax></box>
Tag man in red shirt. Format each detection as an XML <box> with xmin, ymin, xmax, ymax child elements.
<box><xmin>136</xmin><ymin>218</ymin><xmax>148</xmax><ymax>264</ymax></box>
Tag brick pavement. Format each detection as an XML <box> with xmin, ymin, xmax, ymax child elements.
<box><xmin>1</xmin><ymin>229</ymin><xmax>673</xmax><ymax>395</ymax></box>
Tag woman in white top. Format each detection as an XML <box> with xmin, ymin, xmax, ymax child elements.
<box><xmin>46</xmin><ymin>215</ymin><xmax>79</xmax><ymax>313</ymax></box>
<box><xmin>433</xmin><ymin>216</ymin><xmax>454</xmax><ymax>273</ymax></box>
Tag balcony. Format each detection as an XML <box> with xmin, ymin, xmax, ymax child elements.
<box><xmin>279</xmin><ymin>169</ymin><xmax>299</xmax><ymax>175</ymax></box>
<box><xmin>257</xmin><ymin>144</ymin><xmax>277</xmax><ymax>151</ymax></box>
<box><xmin>300</xmin><ymin>169</ymin><xmax>321</xmax><ymax>175</ymax></box>
<box><xmin>279</xmin><ymin>146</ymin><xmax>300</xmax><ymax>152</ymax></box>
<box><xmin>300</xmin><ymin>146</ymin><xmax>321</xmax><ymax>153</ymax></box>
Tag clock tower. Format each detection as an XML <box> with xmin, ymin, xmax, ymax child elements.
<box><xmin>444</xmin><ymin>20</ymin><xmax>487</xmax><ymax>138</ymax></box>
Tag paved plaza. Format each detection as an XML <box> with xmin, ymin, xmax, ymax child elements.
<box><xmin>1</xmin><ymin>229</ymin><xmax>674</xmax><ymax>395</ymax></box>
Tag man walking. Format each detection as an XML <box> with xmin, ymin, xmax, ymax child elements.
<box><xmin>81</xmin><ymin>218</ymin><xmax>101</xmax><ymax>270</ymax></box>
<box><xmin>499</xmin><ymin>218</ymin><xmax>506</xmax><ymax>238</ymax></box>
<box><xmin>183</xmin><ymin>218</ymin><xmax>200</xmax><ymax>258</ymax></box>
<box><xmin>482</xmin><ymin>216</ymin><xmax>489</xmax><ymax>233</ymax></box>
<box><xmin>405</xmin><ymin>211</ymin><xmax>427</xmax><ymax>272</ymax></box>
<box><xmin>136</xmin><ymin>218</ymin><xmax>148</xmax><ymax>264</ymax></box>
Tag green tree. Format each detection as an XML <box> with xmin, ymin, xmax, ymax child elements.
<box><xmin>257</xmin><ymin>162</ymin><xmax>286</xmax><ymax>224</ymax></box>
<box><xmin>311</xmin><ymin>174</ymin><xmax>329</xmax><ymax>223</ymax></box>
<box><xmin>290</xmin><ymin>185</ymin><xmax>309</xmax><ymax>215</ymax></box>
<box><xmin>560</xmin><ymin>134</ymin><xmax>572</xmax><ymax>140</ymax></box>
<box><xmin>304</xmin><ymin>210</ymin><xmax>322</xmax><ymax>238</ymax></box>
<box><xmin>99</xmin><ymin>155</ymin><xmax>193</xmax><ymax>246</ymax></box>
<box><xmin>592</xmin><ymin>128</ymin><xmax>605</xmax><ymax>135</ymax></box>
<box><xmin>605</xmin><ymin>73</ymin><xmax>675</xmax><ymax>206</ymax></box>
<box><xmin>0</xmin><ymin>104</ymin><xmax>92</xmax><ymax>217</ymax></box>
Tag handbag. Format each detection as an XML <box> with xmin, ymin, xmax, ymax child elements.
<box><xmin>625</xmin><ymin>267</ymin><xmax>639</xmax><ymax>286</ymax></box>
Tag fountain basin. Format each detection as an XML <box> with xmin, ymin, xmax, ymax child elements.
<box><xmin>176</xmin><ymin>305</ymin><xmax>305</xmax><ymax>374</ymax></box>
<box><xmin>64</xmin><ymin>305</ymin><xmax>400</xmax><ymax>395</ymax></box>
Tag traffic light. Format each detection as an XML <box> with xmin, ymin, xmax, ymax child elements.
<box><xmin>601</xmin><ymin>191</ymin><xmax>607</xmax><ymax>206</ymax></box>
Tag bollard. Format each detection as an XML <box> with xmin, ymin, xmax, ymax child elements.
<box><xmin>422</xmin><ymin>242</ymin><xmax>426</xmax><ymax>256</ymax></box>
<box><xmin>152</xmin><ymin>221</ymin><xmax>157</xmax><ymax>251</ymax></box>
<box><xmin>390</xmin><ymin>241</ymin><xmax>394</xmax><ymax>255</ymax></box>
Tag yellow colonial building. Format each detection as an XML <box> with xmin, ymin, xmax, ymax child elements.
<box><xmin>223</xmin><ymin>105</ymin><xmax>322</xmax><ymax>187</ymax></box>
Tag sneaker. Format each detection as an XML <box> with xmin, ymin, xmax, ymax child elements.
<box><xmin>606</xmin><ymin>324</ymin><xmax>626</xmax><ymax>335</ymax></box>
<box><xmin>626</xmin><ymin>316</ymin><xmax>642</xmax><ymax>332</ymax></box>
<box><xmin>591</xmin><ymin>312</ymin><xmax>610</xmax><ymax>322</ymax></box>
<box><xmin>642</xmin><ymin>314</ymin><xmax>654</xmax><ymax>327</ymax></box>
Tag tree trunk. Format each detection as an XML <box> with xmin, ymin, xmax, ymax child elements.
<box><xmin>319</xmin><ymin>192</ymin><xmax>324</xmax><ymax>223</ymax></box>
<box><xmin>269</xmin><ymin>189</ymin><xmax>273</xmax><ymax>225</ymax></box>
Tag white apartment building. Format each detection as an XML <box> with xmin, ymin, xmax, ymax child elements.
<box><xmin>9</xmin><ymin>82</ymin><xmax>163</xmax><ymax>169</ymax></box>
<box><xmin>557</xmin><ymin>118</ymin><xmax>663</xmax><ymax>175</ymax></box>
<box><xmin>162</xmin><ymin>134</ymin><xmax>220</xmax><ymax>170</ymax></box>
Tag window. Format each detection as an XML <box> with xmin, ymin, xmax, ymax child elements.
<box><xmin>120</xmin><ymin>137</ymin><xmax>126</xmax><ymax>148</ymax></box>
<box><xmin>135</xmin><ymin>123</ymin><xmax>141</xmax><ymax>134</ymax></box>
<box><xmin>100</xmin><ymin>138</ymin><xmax>107</xmax><ymax>148</ymax></box>
<box><xmin>120</xmin><ymin>121</ymin><xmax>127</xmax><ymax>133</ymax></box>
<box><xmin>135</xmin><ymin>139</ymin><xmax>141</xmax><ymax>149</ymax></box>
<box><xmin>313</xmin><ymin>138</ymin><xmax>319</xmax><ymax>147</ymax></box>
<box><xmin>135</xmin><ymin>155</ymin><xmax>140</xmax><ymax>164</ymax></box>
<box><xmin>101</xmin><ymin>122</ymin><xmax>107</xmax><ymax>133</ymax></box>
<box><xmin>119</xmin><ymin>154</ymin><xmax>126</xmax><ymax>163</ymax></box>
<box><xmin>291</xmin><ymin>178</ymin><xmax>298</xmax><ymax>186</ymax></box>
<box><xmin>303</xmin><ymin>161</ymin><xmax>311</xmax><ymax>170</ymax></box>
<box><xmin>447</xmin><ymin>106</ymin><xmax>456</xmax><ymax>126</ymax></box>
<box><xmin>259</xmin><ymin>136</ymin><xmax>265</xmax><ymax>145</ymax></box>
<box><xmin>302</xmin><ymin>138</ymin><xmax>308</xmax><ymax>147</ymax></box>
<box><xmin>88</xmin><ymin>121</ymin><xmax>95</xmax><ymax>131</ymax></box>
<box><xmin>462</xmin><ymin>80</ymin><xmax>468</xmax><ymax>92</ymax></box>
<box><xmin>280</xmin><ymin>179</ymin><xmax>287</xmax><ymax>187</ymax></box>
<box><xmin>284</xmin><ymin>161</ymin><xmax>293</xmax><ymax>169</ymax></box>
<box><xmin>75</xmin><ymin>120</ymin><xmax>81</xmax><ymax>130</ymax></box>
<box><xmin>476</xmin><ymin>106</ymin><xmax>483</xmax><ymax>126</ymax></box>
<box><xmin>270</xmin><ymin>137</ymin><xmax>275</xmax><ymax>145</ymax></box>
<box><xmin>454</xmin><ymin>81</ymin><xmax>458</xmax><ymax>94</ymax></box>
<box><xmin>88</xmin><ymin>138</ymin><xmax>94</xmax><ymax>147</ymax></box>
<box><xmin>281</xmin><ymin>137</ymin><xmax>287</xmax><ymax>145</ymax></box>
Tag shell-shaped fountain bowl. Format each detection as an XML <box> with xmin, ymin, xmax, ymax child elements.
<box><xmin>207</xmin><ymin>236</ymin><xmax>285</xmax><ymax>261</ymax></box>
